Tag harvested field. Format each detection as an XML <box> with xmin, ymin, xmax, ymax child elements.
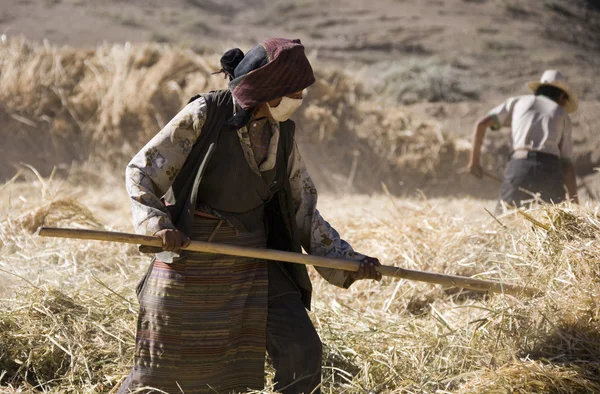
<box><xmin>2</xmin><ymin>172</ymin><xmax>600</xmax><ymax>393</ymax></box>
<box><xmin>1</xmin><ymin>1</ymin><xmax>600</xmax><ymax>392</ymax></box>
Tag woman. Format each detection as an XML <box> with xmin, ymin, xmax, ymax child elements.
<box><xmin>119</xmin><ymin>38</ymin><xmax>382</xmax><ymax>394</ymax></box>
<box><xmin>469</xmin><ymin>70</ymin><xmax>579</xmax><ymax>210</ymax></box>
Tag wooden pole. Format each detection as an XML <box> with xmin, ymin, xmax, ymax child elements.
<box><xmin>482</xmin><ymin>171</ymin><xmax>504</xmax><ymax>184</ymax></box>
<box><xmin>483</xmin><ymin>170</ymin><xmax>536</xmax><ymax>196</ymax></box>
<box><xmin>38</xmin><ymin>227</ymin><xmax>539</xmax><ymax>297</ymax></box>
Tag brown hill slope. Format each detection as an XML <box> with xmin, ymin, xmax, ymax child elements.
<box><xmin>1</xmin><ymin>0</ymin><xmax>598</xmax><ymax>100</ymax></box>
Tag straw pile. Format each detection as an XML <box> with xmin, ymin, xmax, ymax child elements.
<box><xmin>0</xmin><ymin>38</ymin><xmax>501</xmax><ymax>197</ymax></box>
<box><xmin>0</xmin><ymin>38</ymin><xmax>225</xmax><ymax>178</ymax></box>
<box><xmin>1</xmin><ymin>173</ymin><xmax>600</xmax><ymax>393</ymax></box>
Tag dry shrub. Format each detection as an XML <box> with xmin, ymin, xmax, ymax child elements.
<box><xmin>370</xmin><ymin>58</ymin><xmax>480</xmax><ymax>105</ymax></box>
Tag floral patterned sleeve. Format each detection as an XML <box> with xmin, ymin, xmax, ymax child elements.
<box><xmin>287</xmin><ymin>141</ymin><xmax>365</xmax><ymax>288</ymax></box>
<box><xmin>126</xmin><ymin>97</ymin><xmax>208</xmax><ymax>236</ymax></box>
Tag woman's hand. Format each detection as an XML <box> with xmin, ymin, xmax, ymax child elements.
<box><xmin>350</xmin><ymin>256</ymin><xmax>382</xmax><ymax>282</ymax></box>
<box><xmin>154</xmin><ymin>229</ymin><xmax>191</xmax><ymax>253</ymax></box>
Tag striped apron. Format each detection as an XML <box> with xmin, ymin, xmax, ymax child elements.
<box><xmin>118</xmin><ymin>216</ymin><xmax>269</xmax><ymax>393</ymax></box>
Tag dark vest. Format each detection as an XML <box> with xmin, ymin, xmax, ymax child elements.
<box><xmin>195</xmin><ymin>117</ymin><xmax>284</xmax><ymax>233</ymax></box>
<box><xmin>165</xmin><ymin>90</ymin><xmax>314</xmax><ymax>309</ymax></box>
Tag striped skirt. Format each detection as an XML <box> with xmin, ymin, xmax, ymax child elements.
<box><xmin>118</xmin><ymin>217</ymin><xmax>269</xmax><ymax>393</ymax></box>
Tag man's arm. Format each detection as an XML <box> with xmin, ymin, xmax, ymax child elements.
<box><xmin>562</xmin><ymin>161</ymin><xmax>579</xmax><ymax>204</ymax></box>
<box><xmin>468</xmin><ymin>114</ymin><xmax>497</xmax><ymax>177</ymax></box>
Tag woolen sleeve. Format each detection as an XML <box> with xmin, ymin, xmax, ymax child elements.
<box><xmin>287</xmin><ymin>141</ymin><xmax>365</xmax><ymax>289</ymax></box>
<box><xmin>126</xmin><ymin>97</ymin><xmax>208</xmax><ymax>236</ymax></box>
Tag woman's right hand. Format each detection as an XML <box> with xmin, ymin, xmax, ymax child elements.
<box><xmin>154</xmin><ymin>229</ymin><xmax>191</xmax><ymax>253</ymax></box>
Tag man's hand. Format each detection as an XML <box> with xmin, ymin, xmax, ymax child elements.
<box><xmin>468</xmin><ymin>161</ymin><xmax>483</xmax><ymax>178</ymax></box>
<box><xmin>350</xmin><ymin>256</ymin><xmax>382</xmax><ymax>282</ymax></box>
<box><xmin>154</xmin><ymin>229</ymin><xmax>191</xmax><ymax>253</ymax></box>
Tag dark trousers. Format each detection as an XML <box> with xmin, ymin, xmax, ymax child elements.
<box><xmin>267</xmin><ymin>263</ymin><xmax>322</xmax><ymax>394</ymax></box>
<box><xmin>498</xmin><ymin>152</ymin><xmax>565</xmax><ymax>212</ymax></box>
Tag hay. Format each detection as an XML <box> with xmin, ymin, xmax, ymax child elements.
<box><xmin>0</xmin><ymin>287</ymin><xmax>135</xmax><ymax>391</ymax></box>
<box><xmin>0</xmin><ymin>38</ymin><xmax>225</xmax><ymax>181</ymax></box>
<box><xmin>0</xmin><ymin>38</ymin><xmax>491</xmax><ymax>196</ymax></box>
<box><xmin>8</xmin><ymin>198</ymin><xmax>101</xmax><ymax>233</ymax></box>
<box><xmin>305</xmin><ymin>196</ymin><xmax>600</xmax><ymax>393</ymax></box>
<box><xmin>0</xmin><ymin>174</ymin><xmax>147</xmax><ymax>391</ymax></box>
<box><xmin>1</xmin><ymin>174</ymin><xmax>600</xmax><ymax>392</ymax></box>
<box><xmin>2</xmin><ymin>38</ymin><xmax>600</xmax><ymax>393</ymax></box>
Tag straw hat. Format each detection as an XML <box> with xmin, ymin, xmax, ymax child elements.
<box><xmin>527</xmin><ymin>70</ymin><xmax>579</xmax><ymax>113</ymax></box>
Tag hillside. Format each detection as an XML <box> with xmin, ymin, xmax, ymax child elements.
<box><xmin>2</xmin><ymin>0</ymin><xmax>599</xmax><ymax>100</ymax></box>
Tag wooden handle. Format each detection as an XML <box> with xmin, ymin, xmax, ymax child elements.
<box><xmin>37</xmin><ymin>227</ymin><xmax>540</xmax><ymax>297</ymax></box>
<box><xmin>482</xmin><ymin>171</ymin><xmax>504</xmax><ymax>184</ymax></box>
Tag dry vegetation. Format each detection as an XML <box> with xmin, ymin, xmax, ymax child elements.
<box><xmin>1</xmin><ymin>38</ymin><xmax>600</xmax><ymax>393</ymax></box>
<box><xmin>0</xmin><ymin>37</ymin><xmax>503</xmax><ymax>198</ymax></box>
<box><xmin>1</xmin><ymin>172</ymin><xmax>600</xmax><ymax>393</ymax></box>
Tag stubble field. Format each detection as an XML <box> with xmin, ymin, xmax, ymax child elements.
<box><xmin>1</xmin><ymin>167</ymin><xmax>600</xmax><ymax>393</ymax></box>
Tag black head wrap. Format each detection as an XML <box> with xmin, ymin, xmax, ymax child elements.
<box><xmin>213</xmin><ymin>48</ymin><xmax>245</xmax><ymax>81</ymax></box>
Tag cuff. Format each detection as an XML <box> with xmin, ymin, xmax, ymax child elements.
<box><xmin>488</xmin><ymin>114</ymin><xmax>501</xmax><ymax>131</ymax></box>
<box><xmin>342</xmin><ymin>275</ymin><xmax>356</xmax><ymax>289</ymax></box>
<box><xmin>138</xmin><ymin>215</ymin><xmax>176</xmax><ymax>236</ymax></box>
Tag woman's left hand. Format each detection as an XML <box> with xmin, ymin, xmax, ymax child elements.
<box><xmin>350</xmin><ymin>256</ymin><xmax>382</xmax><ymax>282</ymax></box>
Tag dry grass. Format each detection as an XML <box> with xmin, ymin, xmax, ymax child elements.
<box><xmin>1</xmin><ymin>172</ymin><xmax>600</xmax><ymax>393</ymax></box>
<box><xmin>0</xmin><ymin>38</ymin><xmax>494</xmax><ymax>197</ymax></box>
<box><xmin>0</xmin><ymin>37</ymin><xmax>225</xmax><ymax>176</ymax></box>
<box><xmin>1</xmin><ymin>38</ymin><xmax>599</xmax><ymax>393</ymax></box>
<box><xmin>0</xmin><ymin>169</ymin><xmax>143</xmax><ymax>392</ymax></box>
<box><xmin>312</xmin><ymin>196</ymin><xmax>600</xmax><ymax>393</ymax></box>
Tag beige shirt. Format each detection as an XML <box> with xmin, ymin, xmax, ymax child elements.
<box><xmin>489</xmin><ymin>95</ymin><xmax>572</xmax><ymax>161</ymax></box>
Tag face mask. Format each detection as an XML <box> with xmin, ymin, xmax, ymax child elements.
<box><xmin>267</xmin><ymin>96</ymin><xmax>304</xmax><ymax>122</ymax></box>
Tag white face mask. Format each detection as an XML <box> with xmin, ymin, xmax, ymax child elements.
<box><xmin>267</xmin><ymin>96</ymin><xmax>304</xmax><ymax>122</ymax></box>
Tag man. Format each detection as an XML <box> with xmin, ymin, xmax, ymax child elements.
<box><xmin>469</xmin><ymin>70</ymin><xmax>579</xmax><ymax>209</ymax></box>
<box><xmin>119</xmin><ymin>38</ymin><xmax>381</xmax><ymax>394</ymax></box>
